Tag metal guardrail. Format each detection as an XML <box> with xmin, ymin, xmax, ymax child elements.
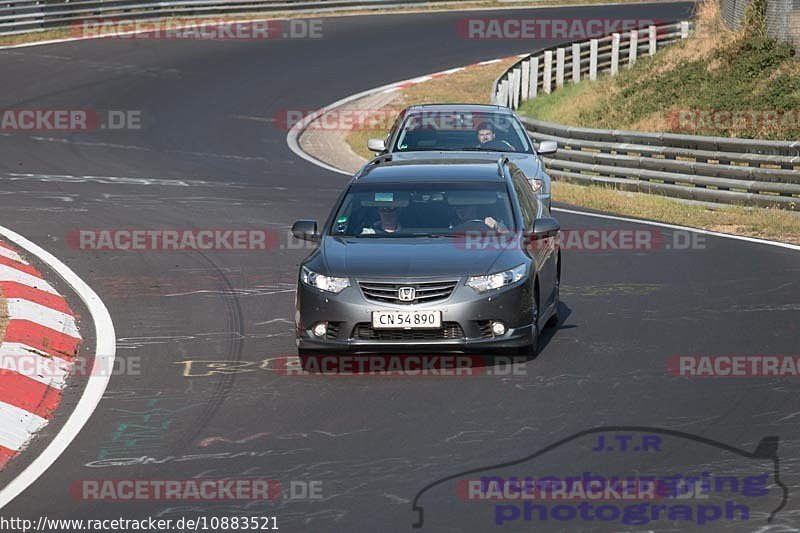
<box><xmin>0</xmin><ymin>0</ymin><xmax>458</xmax><ymax>35</ymax></box>
<box><xmin>491</xmin><ymin>21</ymin><xmax>800</xmax><ymax>210</ymax></box>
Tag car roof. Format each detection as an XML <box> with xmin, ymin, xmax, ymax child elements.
<box><xmin>355</xmin><ymin>157</ymin><xmax>509</xmax><ymax>184</ymax></box>
<box><xmin>404</xmin><ymin>104</ymin><xmax>512</xmax><ymax>114</ymax></box>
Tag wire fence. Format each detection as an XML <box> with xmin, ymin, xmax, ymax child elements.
<box><xmin>720</xmin><ymin>0</ymin><xmax>800</xmax><ymax>48</ymax></box>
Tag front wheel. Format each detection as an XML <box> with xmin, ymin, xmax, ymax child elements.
<box><xmin>545</xmin><ymin>255</ymin><xmax>561</xmax><ymax>329</ymax></box>
<box><xmin>516</xmin><ymin>287</ymin><xmax>539</xmax><ymax>357</ymax></box>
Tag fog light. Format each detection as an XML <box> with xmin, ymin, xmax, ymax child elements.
<box><xmin>491</xmin><ymin>321</ymin><xmax>506</xmax><ymax>336</ymax></box>
<box><xmin>312</xmin><ymin>322</ymin><xmax>327</xmax><ymax>337</ymax></box>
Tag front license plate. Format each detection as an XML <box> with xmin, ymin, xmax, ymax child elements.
<box><xmin>372</xmin><ymin>310</ymin><xmax>442</xmax><ymax>329</ymax></box>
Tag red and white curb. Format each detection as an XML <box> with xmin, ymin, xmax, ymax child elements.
<box><xmin>0</xmin><ymin>240</ymin><xmax>81</xmax><ymax>472</ymax></box>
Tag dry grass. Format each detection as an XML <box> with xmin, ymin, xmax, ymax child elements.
<box><xmin>339</xmin><ymin>38</ymin><xmax>799</xmax><ymax>245</ymax></box>
<box><xmin>517</xmin><ymin>0</ymin><xmax>800</xmax><ymax>138</ymax></box>
<box><xmin>553</xmin><ymin>181</ymin><xmax>800</xmax><ymax>244</ymax></box>
<box><xmin>346</xmin><ymin>58</ymin><xmax>516</xmax><ymax>160</ymax></box>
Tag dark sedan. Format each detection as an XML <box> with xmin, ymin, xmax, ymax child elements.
<box><xmin>291</xmin><ymin>154</ymin><xmax>561</xmax><ymax>357</ymax></box>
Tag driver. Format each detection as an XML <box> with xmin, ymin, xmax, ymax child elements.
<box><xmin>476</xmin><ymin>121</ymin><xmax>515</xmax><ymax>151</ymax></box>
<box><xmin>374</xmin><ymin>205</ymin><xmax>402</xmax><ymax>233</ymax></box>
<box><xmin>362</xmin><ymin>204</ymin><xmax>404</xmax><ymax>234</ymax></box>
<box><xmin>451</xmin><ymin>203</ymin><xmax>507</xmax><ymax>232</ymax></box>
<box><xmin>476</xmin><ymin>121</ymin><xmax>497</xmax><ymax>145</ymax></box>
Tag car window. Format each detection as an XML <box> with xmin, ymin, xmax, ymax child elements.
<box><xmin>330</xmin><ymin>182</ymin><xmax>516</xmax><ymax>237</ymax></box>
<box><xmin>393</xmin><ymin>111</ymin><xmax>532</xmax><ymax>153</ymax></box>
<box><xmin>512</xmin><ymin>172</ymin><xmax>537</xmax><ymax>229</ymax></box>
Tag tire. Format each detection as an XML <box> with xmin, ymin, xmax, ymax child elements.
<box><xmin>516</xmin><ymin>285</ymin><xmax>539</xmax><ymax>357</ymax></box>
<box><xmin>545</xmin><ymin>255</ymin><xmax>561</xmax><ymax>329</ymax></box>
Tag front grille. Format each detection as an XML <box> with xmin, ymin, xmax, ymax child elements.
<box><xmin>325</xmin><ymin>322</ymin><xmax>341</xmax><ymax>340</ymax></box>
<box><xmin>358</xmin><ymin>280</ymin><xmax>458</xmax><ymax>305</ymax></box>
<box><xmin>477</xmin><ymin>320</ymin><xmax>494</xmax><ymax>339</ymax></box>
<box><xmin>352</xmin><ymin>322</ymin><xmax>464</xmax><ymax>341</ymax></box>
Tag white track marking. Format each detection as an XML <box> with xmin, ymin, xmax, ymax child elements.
<box><xmin>0</xmin><ymin>402</ymin><xmax>48</xmax><ymax>452</ymax></box>
<box><xmin>0</xmin><ymin>225</ymin><xmax>116</xmax><ymax>510</ymax></box>
<box><xmin>5</xmin><ymin>299</ymin><xmax>80</xmax><ymax>339</ymax></box>
<box><xmin>552</xmin><ymin>208</ymin><xmax>800</xmax><ymax>252</ymax></box>
<box><xmin>0</xmin><ymin>343</ymin><xmax>71</xmax><ymax>389</ymax></box>
<box><xmin>0</xmin><ymin>247</ymin><xmax>27</xmax><ymax>264</ymax></box>
<box><xmin>0</xmin><ymin>265</ymin><xmax>56</xmax><ymax>293</ymax></box>
<box><xmin>286</xmin><ymin>67</ymin><xmax>800</xmax><ymax>254</ymax></box>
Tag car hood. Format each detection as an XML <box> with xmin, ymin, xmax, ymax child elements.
<box><xmin>318</xmin><ymin>236</ymin><xmax>508</xmax><ymax>278</ymax></box>
<box><xmin>390</xmin><ymin>151</ymin><xmax>542</xmax><ymax>177</ymax></box>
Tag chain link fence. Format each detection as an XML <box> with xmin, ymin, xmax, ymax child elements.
<box><xmin>721</xmin><ymin>0</ymin><xmax>800</xmax><ymax>48</ymax></box>
<box><xmin>720</xmin><ymin>0</ymin><xmax>750</xmax><ymax>28</ymax></box>
<box><xmin>766</xmin><ymin>0</ymin><xmax>800</xmax><ymax>47</ymax></box>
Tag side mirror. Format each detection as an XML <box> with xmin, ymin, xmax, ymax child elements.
<box><xmin>537</xmin><ymin>140</ymin><xmax>558</xmax><ymax>156</ymax></box>
<box><xmin>291</xmin><ymin>220</ymin><xmax>319</xmax><ymax>242</ymax></box>
<box><xmin>532</xmin><ymin>217</ymin><xmax>560</xmax><ymax>239</ymax></box>
<box><xmin>367</xmin><ymin>138</ymin><xmax>387</xmax><ymax>152</ymax></box>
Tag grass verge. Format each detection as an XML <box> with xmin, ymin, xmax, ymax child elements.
<box><xmin>342</xmin><ymin>27</ymin><xmax>799</xmax><ymax>244</ymax></box>
<box><xmin>553</xmin><ymin>181</ymin><xmax>800</xmax><ymax>244</ymax></box>
<box><xmin>347</xmin><ymin>58</ymin><xmax>517</xmax><ymax>160</ymax></box>
<box><xmin>517</xmin><ymin>0</ymin><xmax>800</xmax><ymax>139</ymax></box>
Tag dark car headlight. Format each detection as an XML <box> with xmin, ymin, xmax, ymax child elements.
<box><xmin>301</xmin><ymin>266</ymin><xmax>350</xmax><ymax>294</ymax></box>
<box><xmin>466</xmin><ymin>264</ymin><xmax>528</xmax><ymax>293</ymax></box>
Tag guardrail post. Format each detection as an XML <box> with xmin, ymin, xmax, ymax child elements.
<box><xmin>571</xmin><ymin>43</ymin><xmax>581</xmax><ymax>83</ymax></box>
<box><xmin>589</xmin><ymin>39</ymin><xmax>598</xmax><ymax>80</ymax></box>
<box><xmin>610</xmin><ymin>33</ymin><xmax>620</xmax><ymax>75</ymax></box>
<box><xmin>521</xmin><ymin>59</ymin><xmax>530</xmax><ymax>101</ymax></box>
<box><xmin>543</xmin><ymin>50</ymin><xmax>553</xmax><ymax>94</ymax></box>
<box><xmin>529</xmin><ymin>56</ymin><xmax>539</xmax><ymax>98</ymax></box>
<box><xmin>499</xmin><ymin>79</ymin><xmax>508</xmax><ymax>106</ymax></box>
<box><xmin>511</xmin><ymin>68</ymin><xmax>521</xmax><ymax>109</ymax></box>
<box><xmin>648</xmin><ymin>25</ymin><xmax>657</xmax><ymax>55</ymax></box>
<box><xmin>628</xmin><ymin>30</ymin><xmax>638</xmax><ymax>67</ymax></box>
<box><xmin>680</xmin><ymin>21</ymin><xmax>689</xmax><ymax>39</ymax></box>
<box><xmin>555</xmin><ymin>48</ymin><xmax>565</xmax><ymax>88</ymax></box>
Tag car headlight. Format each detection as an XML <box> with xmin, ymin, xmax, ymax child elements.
<box><xmin>466</xmin><ymin>264</ymin><xmax>528</xmax><ymax>293</ymax></box>
<box><xmin>301</xmin><ymin>266</ymin><xmax>350</xmax><ymax>294</ymax></box>
<box><xmin>530</xmin><ymin>179</ymin><xmax>545</xmax><ymax>193</ymax></box>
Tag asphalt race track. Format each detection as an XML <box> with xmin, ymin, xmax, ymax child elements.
<box><xmin>2</xmin><ymin>2</ymin><xmax>800</xmax><ymax>531</ymax></box>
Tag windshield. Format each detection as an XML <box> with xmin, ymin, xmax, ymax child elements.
<box><xmin>393</xmin><ymin>111</ymin><xmax>532</xmax><ymax>153</ymax></box>
<box><xmin>329</xmin><ymin>182</ymin><xmax>516</xmax><ymax>237</ymax></box>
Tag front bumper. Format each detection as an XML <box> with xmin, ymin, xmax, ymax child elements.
<box><xmin>296</xmin><ymin>277</ymin><xmax>534</xmax><ymax>354</ymax></box>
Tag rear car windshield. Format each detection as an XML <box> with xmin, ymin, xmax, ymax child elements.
<box><xmin>330</xmin><ymin>182</ymin><xmax>516</xmax><ymax>237</ymax></box>
<box><xmin>393</xmin><ymin>111</ymin><xmax>532</xmax><ymax>153</ymax></box>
